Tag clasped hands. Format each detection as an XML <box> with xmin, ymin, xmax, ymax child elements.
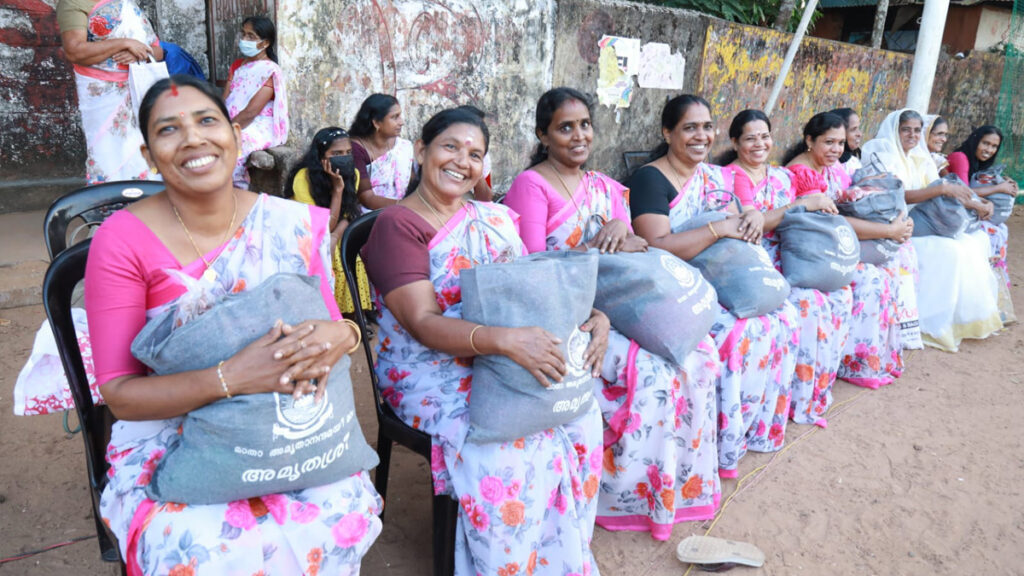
<box><xmin>219</xmin><ymin>319</ymin><xmax>360</xmax><ymax>402</ymax></box>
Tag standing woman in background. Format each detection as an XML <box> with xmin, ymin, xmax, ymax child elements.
<box><xmin>722</xmin><ymin>109</ymin><xmax>852</xmax><ymax>427</ymax></box>
<box><xmin>830</xmin><ymin>108</ymin><xmax>863</xmax><ymax>175</ymax></box>
<box><xmin>628</xmin><ymin>95</ymin><xmax>799</xmax><ymax>479</ymax></box>
<box><xmin>222</xmin><ymin>16</ymin><xmax>288</xmax><ymax>188</ymax></box>
<box><xmin>286</xmin><ymin>127</ymin><xmax>374</xmax><ymax>318</ymax></box>
<box><xmin>350</xmin><ymin>93</ymin><xmax>417</xmax><ymax>211</ymax></box>
<box><xmin>57</xmin><ymin>0</ymin><xmax>164</xmax><ymax>183</ymax></box>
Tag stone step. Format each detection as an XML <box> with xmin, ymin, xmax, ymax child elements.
<box><xmin>0</xmin><ymin>260</ymin><xmax>48</xmax><ymax>309</ymax></box>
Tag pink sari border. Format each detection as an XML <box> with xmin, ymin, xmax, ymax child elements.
<box><xmin>125</xmin><ymin>498</ymin><xmax>156</xmax><ymax>575</ymax></box>
<box><xmin>427</xmin><ymin>204</ymin><xmax>472</xmax><ymax>251</ymax></box>
<box><xmin>595</xmin><ymin>493</ymin><xmax>721</xmax><ymax>541</ymax></box>
<box><xmin>603</xmin><ymin>341</ymin><xmax>641</xmax><ymax>448</ymax></box>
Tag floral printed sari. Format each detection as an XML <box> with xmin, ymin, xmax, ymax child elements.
<box><xmin>225</xmin><ymin>60</ymin><xmax>289</xmax><ymax>187</ymax></box>
<box><xmin>505</xmin><ymin>170</ymin><xmax>721</xmax><ymax>540</ymax></box>
<box><xmin>655</xmin><ymin>163</ymin><xmax>798</xmax><ymax>478</ymax></box>
<box><xmin>359</xmin><ymin>138</ymin><xmax>416</xmax><ymax>212</ymax></box>
<box><xmin>74</xmin><ymin>0</ymin><xmax>157</xmax><ymax>183</ymax></box>
<box><xmin>732</xmin><ymin>165</ymin><xmax>853</xmax><ymax>426</ymax></box>
<box><xmin>97</xmin><ymin>195</ymin><xmax>382</xmax><ymax>575</ymax></box>
<box><xmin>369</xmin><ymin>201</ymin><xmax>602</xmax><ymax>575</ymax></box>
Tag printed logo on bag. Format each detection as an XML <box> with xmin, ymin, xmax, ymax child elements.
<box><xmin>272</xmin><ymin>391</ymin><xmax>334</xmax><ymax>441</ymax></box>
<box><xmin>753</xmin><ymin>245</ymin><xmax>775</xmax><ymax>268</ymax></box>
<box><xmin>836</xmin><ymin>226</ymin><xmax>858</xmax><ymax>257</ymax></box>
<box><xmin>550</xmin><ymin>326</ymin><xmax>592</xmax><ymax>392</ymax></box>
<box><xmin>660</xmin><ymin>254</ymin><xmax>695</xmax><ymax>288</ymax></box>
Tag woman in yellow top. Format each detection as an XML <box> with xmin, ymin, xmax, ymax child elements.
<box><xmin>286</xmin><ymin>127</ymin><xmax>374</xmax><ymax>316</ymax></box>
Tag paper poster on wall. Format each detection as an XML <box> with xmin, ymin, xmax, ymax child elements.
<box><xmin>597</xmin><ymin>35</ymin><xmax>640</xmax><ymax>109</ymax></box>
<box><xmin>638</xmin><ymin>42</ymin><xmax>685</xmax><ymax>90</ymax></box>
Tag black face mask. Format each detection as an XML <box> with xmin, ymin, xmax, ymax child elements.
<box><xmin>328</xmin><ymin>155</ymin><xmax>355</xmax><ymax>179</ymax></box>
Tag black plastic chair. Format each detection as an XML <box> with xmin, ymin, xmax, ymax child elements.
<box><xmin>42</xmin><ymin>240</ymin><xmax>125</xmax><ymax>573</ymax></box>
<box><xmin>44</xmin><ymin>180</ymin><xmax>164</xmax><ymax>259</ymax></box>
<box><xmin>340</xmin><ymin>211</ymin><xmax>459</xmax><ymax>576</ymax></box>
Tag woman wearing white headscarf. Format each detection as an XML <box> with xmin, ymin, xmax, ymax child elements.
<box><xmin>862</xmin><ymin>109</ymin><xmax>1002</xmax><ymax>351</ymax></box>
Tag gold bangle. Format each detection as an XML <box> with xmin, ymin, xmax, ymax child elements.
<box><xmin>469</xmin><ymin>324</ymin><xmax>484</xmax><ymax>356</ymax></box>
<box><xmin>341</xmin><ymin>318</ymin><xmax>362</xmax><ymax>355</ymax></box>
<box><xmin>707</xmin><ymin>221</ymin><xmax>720</xmax><ymax>240</ymax></box>
<box><xmin>216</xmin><ymin>360</ymin><xmax>232</xmax><ymax>399</ymax></box>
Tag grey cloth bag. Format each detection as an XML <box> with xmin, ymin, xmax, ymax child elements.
<box><xmin>460</xmin><ymin>250</ymin><xmax>599</xmax><ymax>444</ymax></box>
<box><xmin>593</xmin><ymin>247</ymin><xmax>717</xmax><ymax>366</ymax></box>
<box><xmin>840</xmin><ymin>168</ymin><xmax>908</xmax><ymax>265</ymax></box>
<box><xmin>678</xmin><ymin>211</ymin><xmax>790</xmax><ymax>319</ymax></box>
<box><xmin>911</xmin><ymin>175</ymin><xmax>971</xmax><ymax>237</ymax></box>
<box><xmin>775</xmin><ymin>206</ymin><xmax>860</xmax><ymax>291</ymax></box>
<box><xmin>133</xmin><ymin>273</ymin><xmax>379</xmax><ymax>505</ymax></box>
<box><xmin>970</xmin><ymin>165</ymin><xmax>1013</xmax><ymax>226</ymax></box>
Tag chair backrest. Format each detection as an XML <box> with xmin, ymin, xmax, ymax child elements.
<box><xmin>42</xmin><ymin>240</ymin><xmax>120</xmax><ymax>559</ymax></box>
<box><xmin>339</xmin><ymin>211</ymin><xmax>384</xmax><ymax>411</ymax></box>
<box><xmin>623</xmin><ymin>150</ymin><xmax>652</xmax><ymax>179</ymax></box>
<box><xmin>44</xmin><ymin>180</ymin><xmax>164</xmax><ymax>259</ymax></box>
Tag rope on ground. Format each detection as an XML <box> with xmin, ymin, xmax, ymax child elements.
<box><xmin>0</xmin><ymin>535</ymin><xmax>96</xmax><ymax>565</ymax></box>
<box><xmin>681</xmin><ymin>387</ymin><xmax>871</xmax><ymax>576</ymax></box>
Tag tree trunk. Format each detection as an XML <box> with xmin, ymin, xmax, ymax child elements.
<box><xmin>774</xmin><ymin>0</ymin><xmax>797</xmax><ymax>30</ymax></box>
<box><xmin>871</xmin><ymin>0</ymin><xmax>891</xmax><ymax>49</ymax></box>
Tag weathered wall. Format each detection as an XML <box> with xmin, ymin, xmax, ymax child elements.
<box><xmin>551</xmin><ymin>0</ymin><xmax>708</xmax><ymax>180</ymax></box>
<box><xmin>151</xmin><ymin>0</ymin><xmax>210</xmax><ymax>78</ymax></box>
<box><xmin>0</xmin><ymin>0</ymin><xmax>86</xmax><ymax>211</ymax></box>
<box><xmin>277</xmin><ymin>0</ymin><xmax>556</xmax><ymax>193</ymax></box>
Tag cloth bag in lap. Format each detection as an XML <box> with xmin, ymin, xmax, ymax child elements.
<box><xmin>775</xmin><ymin>206</ymin><xmax>860</xmax><ymax>291</ymax></box>
<box><xmin>677</xmin><ymin>211</ymin><xmax>790</xmax><ymax>319</ymax></box>
<box><xmin>971</xmin><ymin>165</ymin><xmax>1013</xmax><ymax>226</ymax></box>
<box><xmin>593</xmin><ymin>247</ymin><xmax>717</xmax><ymax>366</ymax></box>
<box><xmin>460</xmin><ymin>250</ymin><xmax>599</xmax><ymax>443</ymax></box>
<box><xmin>839</xmin><ymin>172</ymin><xmax>907</xmax><ymax>265</ymax></box>
<box><xmin>132</xmin><ymin>273</ymin><xmax>379</xmax><ymax>504</ymax></box>
<box><xmin>911</xmin><ymin>175</ymin><xmax>972</xmax><ymax>237</ymax></box>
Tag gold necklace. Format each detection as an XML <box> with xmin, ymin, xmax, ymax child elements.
<box><xmin>737</xmin><ymin>160</ymin><xmax>767</xmax><ymax>186</ymax></box>
<box><xmin>417</xmin><ymin>189</ymin><xmax>464</xmax><ymax>237</ymax></box>
<box><xmin>665</xmin><ymin>156</ymin><xmax>691</xmax><ymax>191</ymax></box>
<box><xmin>170</xmin><ymin>191</ymin><xmax>238</xmax><ymax>283</ymax></box>
<box><xmin>547</xmin><ymin>161</ymin><xmax>588</xmax><ymax>220</ymax></box>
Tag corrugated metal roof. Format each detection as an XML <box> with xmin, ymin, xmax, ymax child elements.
<box><xmin>822</xmin><ymin>0</ymin><xmax>1012</xmax><ymax>7</ymax></box>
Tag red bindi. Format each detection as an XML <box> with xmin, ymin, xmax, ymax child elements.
<box><xmin>169</xmin><ymin>84</ymin><xmax>179</xmax><ymax>97</ymax></box>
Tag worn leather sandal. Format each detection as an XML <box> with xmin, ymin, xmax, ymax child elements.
<box><xmin>676</xmin><ymin>535</ymin><xmax>765</xmax><ymax>571</ymax></box>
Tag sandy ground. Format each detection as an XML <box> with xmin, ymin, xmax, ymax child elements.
<box><xmin>3</xmin><ymin>219</ymin><xmax>1024</xmax><ymax>575</ymax></box>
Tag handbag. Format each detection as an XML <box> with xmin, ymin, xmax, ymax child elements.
<box><xmin>775</xmin><ymin>206</ymin><xmax>859</xmax><ymax>291</ymax></box>
<box><xmin>593</xmin><ymin>247</ymin><xmax>717</xmax><ymax>366</ymax></box>
<box><xmin>133</xmin><ymin>273</ymin><xmax>379</xmax><ymax>504</ymax></box>
<box><xmin>129</xmin><ymin>55</ymin><xmax>170</xmax><ymax>120</ymax></box>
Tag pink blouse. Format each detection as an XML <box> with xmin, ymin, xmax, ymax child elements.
<box><xmin>946</xmin><ymin>151</ymin><xmax>970</xmax><ymax>184</ymax></box>
<box><xmin>84</xmin><ymin>207</ymin><xmax>338</xmax><ymax>387</ymax></box>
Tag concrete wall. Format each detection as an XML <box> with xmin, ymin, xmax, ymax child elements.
<box><xmin>276</xmin><ymin>0</ymin><xmax>556</xmax><ymax>193</ymax></box>
<box><xmin>151</xmin><ymin>0</ymin><xmax>210</xmax><ymax>78</ymax></box>
<box><xmin>974</xmin><ymin>6</ymin><xmax>1013</xmax><ymax>52</ymax></box>
<box><xmin>550</xmin><ymin>0</ymin><xmax>708</xmax><ymax>180</ymax></box>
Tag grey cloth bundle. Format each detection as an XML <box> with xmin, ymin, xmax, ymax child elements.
<box><xmin>460</xmin><ymin>250</ymin><xmax>598</xmax><ymax>443</ymax></box>
<box><xmin>838</xmin><ymin>172</ymin><xmax>907</xmax><ymax>265</ymax></box>
<box><xmin>678</xmin><ymin>212</ymin><xmax>790</xmax><ymax>319</ymax></box>
<box><xmin>775</xmin><ymin>206</ymin><xmax>860</xmax><ymax>291</ymax></box>
<box><xmin>133</xmin><ymin>273</ymin><xmax>378</xmax><ymax>504</ymax></box>
<box><xmin>593</xmin><ymin>247</ymin><xmax>717</xmax><ymax>366</ymax></box>
<box><xmin>970</xmin><ymin>165</ymin><xmax>1013</xmax><ymax>226</ymax></box>
<box><xmin>911</xmin><ymin>175</ymin><xmax>971</xmax><ymax>237</ymax></box>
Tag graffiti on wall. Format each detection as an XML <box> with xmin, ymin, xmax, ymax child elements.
<box><xmin>278</xmin><ymin>0</ymin><xmax>556</xmax><ymax>189</ymax></box>
<box><xmin>0</xmin><ymin>0</ymin><xmax>84</xmax><ymax>177</ymax></box>
<box><xmin>698</xmin><ymin>22</ymin><xmax>915</xmax><ymax>161</ymax></box>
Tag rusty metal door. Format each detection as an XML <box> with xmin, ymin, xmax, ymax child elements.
<box><xmin>205</xmin><ymin>0</ymin><xmax>275</xmax><ymax>86</ymax></box>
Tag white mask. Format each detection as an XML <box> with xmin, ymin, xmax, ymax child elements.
<box><xmin>238</xmin><ymin>39</ymin><xmax>263</xmax><ymax>57</ymax></box>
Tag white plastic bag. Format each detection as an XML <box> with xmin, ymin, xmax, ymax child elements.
<box><xmin>13</xmin><ymin>309</ymin><xmax>102</xmax><ymax>415</ymax></box>
<box><xmin>129</xmin><ymin>56</ymin><xmax>169</xmax><ymax>120</ymax></box>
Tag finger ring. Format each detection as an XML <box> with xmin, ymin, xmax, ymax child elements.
<box><xmin>299</xmin><ymin>339</ymin><xmax>306</xmax><ymax>349</ymax></box>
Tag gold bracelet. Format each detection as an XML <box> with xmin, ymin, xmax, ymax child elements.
<box><xmin>707</xmin><ymin>221</ymin><xmax>720</xmax><ymax>240</ymax></box>
<box><xmin>341</xmin><ymin>318</ymin><xmax>362</xmax><ymax>355</ymax></box>
<box><xmin>469</xmin><ymin>324</ymin><xmax>484</xmax><ymax>355</ymax></box>
<box><xmin>216</xmin><ymin>360</ymin><xmax>232</xmax><ymax>399</ymax></box>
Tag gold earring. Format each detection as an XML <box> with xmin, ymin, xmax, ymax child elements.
<box><xmin>150</xmin><ymin>166</ymin><xmax>159</xmax><ymax>175</ymax></box>
<box><xmin>237</xmin><ymin>150</ymin><xmax>243</xmax><ymax>159</ymax></box>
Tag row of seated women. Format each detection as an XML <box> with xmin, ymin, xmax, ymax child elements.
<box><xmin>85</xmin><ymin>74</ymin><xmax>1015</xmax><ymax>574</ymax></box>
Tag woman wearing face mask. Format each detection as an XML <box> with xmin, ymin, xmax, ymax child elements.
<box><xmin>286</xmin><ymin>127</ymin><xmax>372</xmax><ymax>317</ymax></box>
<box><xmin>947</xmin><ymin>125</ymin><xmax>1019</xmax><ymax>322</ymax></box>
<box><xmin>350</xmin><ymin>93</ymin><xmax>417</xmax><ymax>211</ymax></box>
<box><xmin>829</xmin><ymin>108</ymin><xmax>863</xmax><ymax>175</ymax></box>
<box><xmin>784</xmin><ymin>112</ymin><xmax>908</xmax><ymax>388</ymax></box>
<box><xmin>222</xmin><ymin>16</ymin><xmax>288</xmax><ymax>188</ymax></box>
<box><xmin>504</xmin><ymin>88</ymin><xmax>721</xmax><ymax>539</ymax></box>
<box><xmin>862</xmin><ymin>109</ymin><xmax>1002</xmax><ymax>351</ymax></box>
<box><xmin>721</xmin><ymin>110</ymin><xmax>852</xmax><ymax>426</ymax></box>
<box><xmin>629</xmin><ymin>95</ymin><xmax>799</xmax><ymax>478</ymax></box>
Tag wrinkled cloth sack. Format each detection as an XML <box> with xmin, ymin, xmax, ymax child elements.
<box><xmin>911</xmin><ymin>176</ymin><xmax>971</xmax><ymax>237</ymax></box>
<box><xmin>678</xmin><ymin>212</ymin><xmax>790</xmax><ymax>319</ymax></box>
<box><xmin>971</xmin><ymin>165</ymin><xmax>1013</xmax><ymax>226</ymax></box>
<box><xmin>133</xmin><ymin>273</ymin><xmax>379</xmax><ymax>504</ymax></box>
<box><xmin>593</xmin><ymin>246</ymin><xmax>717</xmax><ymax>366</ymax></box>
<box><xmin>839</xmin><ymin>172</ymin><xmax>907</xmax><ymax>265</ymax></box>
<box><xmin>776</xmin><ymin>206</ymin><xmax>860</xmax><ymax>291</ymax></box>
<box><xmin>460</xmin><ymin>250</ymin><xmax>599</xmax><ymax>443</ymax></box>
